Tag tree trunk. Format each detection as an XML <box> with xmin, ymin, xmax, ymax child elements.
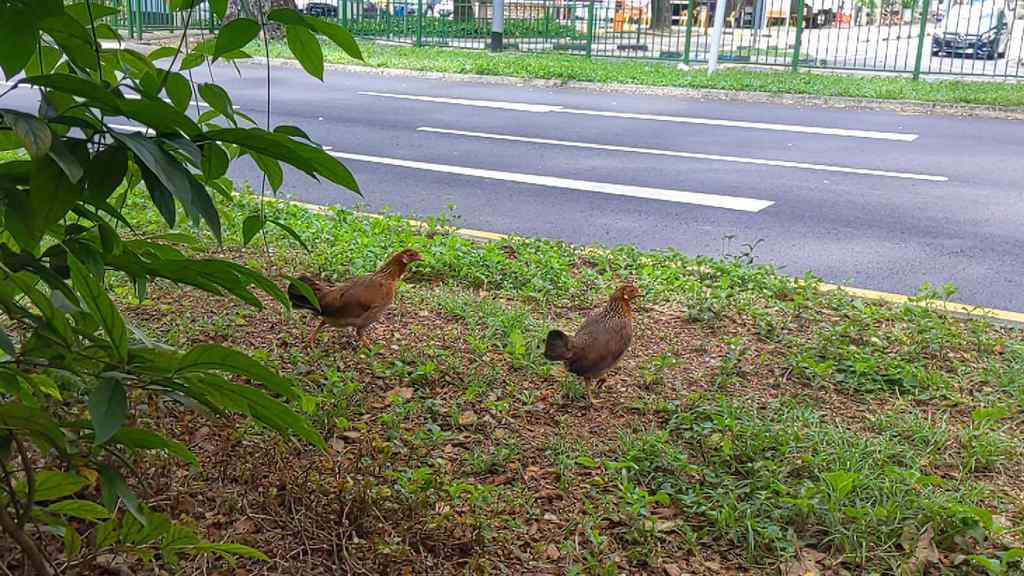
<box><xmin>651</xmin><ymin>0</ymin><xmax>673</xmax><ymax>30</ymax></box>
<box><xmin>226</xmin><ymin>0</ymin><xmax>299</xmax><ymax>37</ymax></box>
<box><xmin>225</xmin><ymin>0</ymin><xmax>255</xmax><ymax>20</ymax></box>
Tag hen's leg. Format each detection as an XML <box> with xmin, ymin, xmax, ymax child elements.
<box><xmin>355</xmin><ymin>326</ymin><xmax>371</xmax><ymax>349</ymax></box>
<box><xmin>306</xmin><ymin>319</ymin><xmax>325</xmax><ymax>347</ymax></box>
<box><xmin>584</xmin><ymin>377</ymin><xmax>594</xmax><ymax>405</ymax></box>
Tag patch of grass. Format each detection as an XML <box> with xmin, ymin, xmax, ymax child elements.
<box><xmin>110</xmin><ymin>187</ymin><xmax>1024</xmax><ymax>574</ymax></box>
<box><xmin>257</xmin><ymin>40</ymin><xmax>1024</xmax><ymax>108</ymax></box>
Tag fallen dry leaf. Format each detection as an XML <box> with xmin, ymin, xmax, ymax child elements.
<box><xmin>544</xmin><ymin>544</ymin><xmax>560</xmax><ymax>560</ymax></box>
<box><xmin>458</xmin><ymin>409</ymin><xmax>479</xmax><ymax>426</ymax></box>
<box><xmin>902</xmin><ymin>526</ymin><xmax>940</xmax><ymax>576</ymax></box>
<box><xmin>388</xmin><ymin>386</ymin><xmax>415</xmax><ymax>401</ymax></box>
<box><xmin>662</xmin><ymin>563</ymin><xmax>686</xmax><ymax>576</ymax></box>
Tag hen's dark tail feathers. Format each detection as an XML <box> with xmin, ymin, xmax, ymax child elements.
<box><xmin>544</xmin><ymin>330</ymin><xmax>573</xmax><ymax>361</ymax></box>
<box><xmin>287</xmin><ymin>275</ymin><xmax>323</xmax><ymax>314</ymax></box>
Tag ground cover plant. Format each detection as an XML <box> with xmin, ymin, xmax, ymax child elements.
<box><xmin>258</xmin><ymin>40</ymin><xmax>1024</xmax><ymax>109</ymax></box>
<box><xmin>12</xmin><ymin>185</ymin><xmax>1015</xmax><ymax>575</ymax></box>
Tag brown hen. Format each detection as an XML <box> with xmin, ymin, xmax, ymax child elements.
<box><xmin>288</xmin><ymin>249</ymin><xmax>422</xmax><ymax>348</ymax></box>
<box><xmin>544</xmin><ymin>284</ymin><xmax>640</xmax><ymax>404</ymax></box>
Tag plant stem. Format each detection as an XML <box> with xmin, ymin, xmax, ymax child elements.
<box><xmin>0</xmin><ymin>500</ymin><xmax>51</xmax><ymax>576</ymax></box>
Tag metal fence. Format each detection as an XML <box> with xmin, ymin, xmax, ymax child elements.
<box><xmin>108</xmin><ymin>0</ymin><xmax>1024</xmax><ymax>78</ymax></box>
<box><xmin>105</xmin><ymin>0</ymin><xmax>219</xmax><ymax>38</ymax></box>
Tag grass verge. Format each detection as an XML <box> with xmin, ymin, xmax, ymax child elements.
<box><xmin>256</xmin><ymin>40</ymin><xmax>1024</xmax><ymax>109</ymax></box>
<box><xmin>98</xmin><ymin>188</ymin><xmax>1024</xmax><ymax>575</ymax></box>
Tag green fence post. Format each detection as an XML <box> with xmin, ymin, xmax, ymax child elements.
<box><xmin>683</xmin><ymin>1</ymin><xmax>694</xmax><ymax>63</ymax></box>
<box><xmin>586</xmin><ymin>0</ymin><xmax>594</xmax><ymax>58</ymax></box>
<box><xmin>342</xmin><ymin>0</ymin><xmax>349</xmax><ymax>27</ymax></box>
<box><xmin>136</xmin><ymin>0</ymin><xmax>144</xmax><ymax>39</ymax></box>
<box><xmin>912</xmin><ymin>0</ymin><xmax>931</xmax><ymax>79</ymax></box>
<box><xmin>791</xmin><ymin>0</ymin><xmax>805</xmax><ymax>71</ymax></box>
<box><xmin>125</xmin><ymin>0</ymin><xmax>134</xmax><ymax>37</ymax></box>
<box><xmin>416</xmin><ymin>0</ymin><xmax>423</xmax><ymax>45</ymax></box>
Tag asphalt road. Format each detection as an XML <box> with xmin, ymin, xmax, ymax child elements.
<box><xmin>4</xmin><ymin>63</ymin><xmax>1023</xmax><ymax>311</ymax></box>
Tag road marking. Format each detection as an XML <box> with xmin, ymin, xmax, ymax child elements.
<box><xmin>327</xmin><ymin>150</ymin><xmax>774</xmax><ymax>212</ymax></box>
<box><xmin>360</xmin><ymin>91</ymin><xmax>919</xmax><ymax>142</ymax></box>
<box><xmin>360</xmin><ymin>91</ymin><xmax>564</xmax><ymax>113</ymax></box>
<box><xmin>267</xmin><ymin>195</ymin><xmax>1024</xmax><ymax>326</ymax></box>
<box><xmin>418</xmin><ymin>127</ymin><xmax>947</xmax><ymax>181</ymax></box>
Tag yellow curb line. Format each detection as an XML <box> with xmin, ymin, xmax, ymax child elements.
<box><xmin>270</xmin><ymin>197</ymin><xmax>1024</xmax><ymax>326</ymax></box>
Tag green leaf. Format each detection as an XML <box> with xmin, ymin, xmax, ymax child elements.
<box><xmin>185</xmin><ymin>543</ymin><xmax>269</xmax><ymax>562</ymax></box>
<box><xmin>203</xmin><ymin>128</ymin><xmax>359</xmax><ymax>194</ymax></box>
<box><xmin>267</xmin><ymin>9</ymin><xmax>363</xmax><ymax>61</ymax></box>
<box><xmin>252</xmin><ymin>153</ymin><xmax>283</xmax><ymax>191</ymax></box>
<box><xmin>139</xmin><ymin>164</ymin><xmax>176</xmax><ymax>229</ymax></box>
<box><xmin>5</xmin><ymin>155</ymin><xmax>82</xmax><ymax>250</ymax></box>
<box><xmin>286</xmin><ymin>276</ymin><xmax>320</xmax><ymax>312</ymax></box>
<box><xmin>147</xmin><ymin>46</ymin><xmax>180</xmax><ymax>63</ymax></box>
<box><xmin>70</xmin><ymin>255</ymin><xmax>129</xmax><ymax>364</ymax></box>
<box><xmin>28</xmin><ymin>373</ymin><xmax>61</xmax><ymax>401</ymax></box>
<box><xmin>48</xmin><ymin>500</ymin><xmax>113</xmax><ymax>522</ymax></box>
<box><xmin>98</xmin><ymin>221</ymin><xmax>123</xmax><ymax>256</ymax></box>
<box><xmin>118</xmin><ymin>49</ymin><xmax>160</xmax><ymax>82</ymax></box>
<box><xmin>0</xmin><ymin>5</ymin><xmax>39</xmax><ymax>78</ymax></box>
<box><xmin>1</xmin><ymin>109</ymin><xmax>52</xmax><ymax>159</ymax></box>
<box><xmin>24</xmin><ymin>45</ymin><xmax>62</xmax><ymax>77</ymax></box>
<box><xmin>822</xmin><ymin>471</ymin><xmax>858</xmax><ymax>503</ymax></box>
<box><xmin>85</xmin><ymin>145</ymin><xmax>129</xmax><ymax>203</ymax></box>
<box><xmin>64</xmin><ymin>2</ymin><xmax>119</xmax><ymax>24</ymax></box>
<box><xmin>47</xmin><ymin>139</ymin><xmax>85</xmax><ymax>183</ymax></box>
<box><xmin>176</xmin><ymin>344</ymin><xmax>302</xmax><ymax>403</ymax></box>
<box><xmin>201</xmin><ymin>142</ymin><xmax>229</xmax><ymax>180</ymax></box>
<box><xmin>269</xmin><ymin>219</ymin><xmax>312</xmax><ymax>253</ymax></box>
<box><xmin>64</xmin><ymin>525</ymin><xmax>82</xmax><ymax>560</ymax></box>
<box><xmin>214</xmin><ymin>18</ymin><xmax>261</xmax><ymax>60</ymax></box>
<box><xmin>118</xmin><ymin>97</ymin><xmax>201</xmax><ymax>137</ymax></box>
<box><xmin>169</xmin><ymin>0</ymin><xmax>205</xmax><ymax>10</ymax></box>
<box><xmin>273</xmin><ymin>125</ymin><xmax>315</xmax><ymax>143</ymax></box>
<box><xmin>112</xmin><ymin>427</ymin><xmax>198</xmax><ymax>467</ymax></box>
<box><xmin>197</xmin><ymin>83</ymin><xmax>235</xmax><ymax>122</ymax></box>
<box><xmin>286</xmin><ymin>25</ymin><xmax>324</xmax><ymax>80</ymax></box>
<box><xmin>241</xmin><ymin>214</ymin><xmax>264</xmax><ymax>247</ymax></box>
<box><xmin>7</xmin><ymin>272</ymin><xmax>73</xmax><ymax>345</ymax></box>
<box><xmin>39</xmin><ymin>14</ymin><xmax>100</xmax><ymax>72</ymax></box>
<box><xmin>187</xmin><ymin>374</ymin><xmax>325</xmax><ymax>449</ymax></box>
<box><xmin>95</xmin><ymin>518</ymin><xmax>118</xmax><ymax>547</ymax></box>
<box><xmin>19</xmin><ymin>471</ymin><xmax>89</xmax><ymax>501</ymax></box>
<box><xmin>88</xmin><ymin>380</ymin><xmax>127</xmax><ymax>445</ymax></box>
<box><xmin>20</xmin><ymin>74</ymin><xmax>120</xmax><ymax>111</ymax></box>
<box><xmin>100</xmin><ymin>467</ymin><xmax>145</xmax><ymax>524</ymax></box>
<box><xmin>210</xmin><ymin>0</ymin><xmax>228</xmax><ymax>18</ymax></box>
<box><xmin>164</xmin><ymin>71</ymin><xmax>193</xmax><ymax>112</ymax></box>
<box><xmin>116</xmin><ymin>132</ymin><xmax>223</xmax><ymax>241</ymax></box>
<box><xmin>307</xmin><ymin>18</ymin><xmax>364</xmax><ymax>61</ymax></box>
<box><xmin>179</xmin><ymin>49</ymin><xmax>206</xmax><ymax>72</ymax></box>
<box><xmin>0</xmin><ymin>403</ymin><xmax>67</xmax><ymax>453</ymax></box>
